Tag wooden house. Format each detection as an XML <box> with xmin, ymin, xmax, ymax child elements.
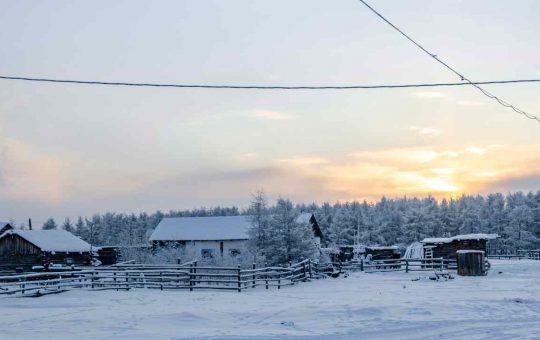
<box><xmin>0</xmin><ymin>229</ymin><xmax>92</xmax><ymax>269</ymax></box>
<box><xmin>421</xmin><ymin>233</ymin><xmax>499</xmax><ymax>260</ymax></box>
<box><xmin>149</xmin><ymin>213</ymin><xmax>323</xmax><ymax>261</ymax></box>
<box><xmin>149</xmin><ymin>216</ymin><xmax>251</xmax><ymax>260</ymax></box>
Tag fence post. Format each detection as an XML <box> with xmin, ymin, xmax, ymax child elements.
<box><xmin>302</xmin><ymin>259</ymin><xmax>306</xmax><ymax>281</ymax></box>
<box><xmin>265</xmin><ymin>262</ymin><xmax>268</xmax><ymax>290</ymax></box>
<box><xmin>91</xmin><ymin>271</ymin><xmax>95</xmax><ymax>289</ymax></box>
<box><xmin>308</xmin><ymin>259</ymin><xmax>312</xmax><ymax>279</ymax></box>
<box><xmin>237</xmin><ymin>264</ymin><xmax>242</xmax><ymax>292</ymax></box>
<box><xmin>360</xmin><ymin>258</ymin><xmax>364</xmax><ymax>272</ymax></box>
<box><xmin>58</xmin><ymin>274</ymin><xmax>62</xmax><ymax>290</ymax></box>
<box><xmin>160</xmin><ymin>271</ymin><xmax>163</xmax><ymax>291</ymax></box>
<box><xmin>252</xmin><ymin>263</ymin><xmax>256</xmax><ymax>288</ymax></box>
<box><xmin>189</xmin><ymin>262</ymin><xmax>194</xmax><ymax>292</ymax></box>
<box><xmin>405</xmin><ymin>259</ymin><xmax>409</xmax><ymax>273</ymax></box>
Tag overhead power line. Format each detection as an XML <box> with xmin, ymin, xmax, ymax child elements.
<box><xmin>357</xmin><ymin>0</ymin><xmax>540</xmax><ymax>124</ymax></box>
<box><xmin>1</xmin><ymin>75</ymin><xmax>540</xmax><ymax>91</ymax></box>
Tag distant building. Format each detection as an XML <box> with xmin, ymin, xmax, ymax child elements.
<box><xmin>296</xmin><ymin>212</ymin><xmax>323</xmax><ymax>247</ymax></box>
<box><xmin>421</xmin><ymin>233</ymin><xmax>499</xmax><ymax>260</ymax></box>
<box><xmin>0</xmin><ymin>229</ymin><xmax>92</xmax><ymax>269</ymax></box>
<box><xmin>0</xmin><ymin>222</ymin><xmax>13</xmax><ymax>235</ymax></box>
<box><xmin>149</xmin><ymin>213</ymin><xmax>323</xmax><ymax>260</ymax></box>
<box><xmin>149</xmin><ymin>216</ymin><xmax>251</xmax><ymax>260</ymax></box>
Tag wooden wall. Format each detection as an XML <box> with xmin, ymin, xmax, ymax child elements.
<box><xmin>427</xmin><ymin>239</ymin><xmax>488</xmax><ymax>260</ymax></box>
<box><xmin>0</xmin><ymin>234</ymin><xmax>90</xmax><ymax>269</ymax></box>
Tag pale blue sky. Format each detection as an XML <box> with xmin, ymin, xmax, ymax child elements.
<box><xmin>1</xmin><ymin>0</ymin><xmax>540</xmax><ymax>224</ymax></box>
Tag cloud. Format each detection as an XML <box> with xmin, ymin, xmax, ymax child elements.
<box><xmin>410</xmin><ymin>126</ymin><xmax>441</xmax><ymax>138</ymax></box>
<box><xmin>466</xmin><ymin>146</ymin><xmax>486</xmax><ymax>155</ymax></box>
<box><xmin>412</xmin><ymin>92</ymin><xmax>447</xmax><ymax>99</ymax></box>
<box><xmin>249</xmin><ymin>110</ymin><xmax>295</xmax><ymax>121</ymax></box>
<box><xmin>0</xmin><ymin>139</ymin><xmax>66</xmax><ymax>203</ymax></box>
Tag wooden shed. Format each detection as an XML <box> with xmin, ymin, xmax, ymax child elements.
<box><xmin>361</xmin><ymin>246</ymin><xmax>401</xmax><ymax>261</ymax></box>
<box><xmin>456</xmin><ymin>250</ymin><xmax>486</xmax><ymax>276</ymax></box>
<box><xmin>0</xmin><ymin>229</ymin><xmax>92</xmax><ymax>270</ymax></box>
<box><xmin>421</xmin><ymin>234</ymin><xmax>498</xmax><ymax>260</ymax></box>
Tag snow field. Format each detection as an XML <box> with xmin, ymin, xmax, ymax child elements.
<box><xmin>1</xmin><ymin>260</ymin><xmax>540</xmax><ymax>339</ymax></box>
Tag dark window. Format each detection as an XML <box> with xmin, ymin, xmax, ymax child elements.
<box><xmin>201</xmin><ymin>249</ymin><xmax>214</xmax><ymax>258</ymax></box>
<box><xmin>229</xmin><ymin>249</ymin><xmax>241</xmax><ymax>257</ymax></box>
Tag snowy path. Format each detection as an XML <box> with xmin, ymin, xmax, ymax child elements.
<box><xmin>1</xmin><ymin>260</ymin><xmax>540</xmax><ymax>339</ymax></box>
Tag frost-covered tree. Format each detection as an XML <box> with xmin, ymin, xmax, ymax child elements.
<box><xmin>62</xmin><ymin>218</ymin><xmax>74</xmax><ymax>233</ymax></box>
<box><xmin>42</xmin><ymin>217</ymin><xmax>58</xmax><ymax>230</ymax></box>
<box><xmin>74</xmin><ymin>217</ymin><xmax>89</xmax><ymax>240</ymax></box>
<box><xmin>264</xmin><ymin>198</ymin><xmax>317</xmax><ymax>265</ymax></box>
<box><xmin>246</xmin><ymin>190</ymin><xmax>271</xmax><ymax>262</ymax></box>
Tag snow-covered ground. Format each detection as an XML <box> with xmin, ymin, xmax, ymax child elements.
<box><xmin>1</xmin><ymin>260</ymin><xmax>540</xmax><ymax>339</ymax></box>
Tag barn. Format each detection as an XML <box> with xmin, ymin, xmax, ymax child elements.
<box><xmin>0</xmin><ymin>229</ymin><xmax>92</xmax><ymax>269</ymax></box>
<box><xmin>149</xmin><ymin>216</ymin><xmax>252</xmax><ymax>260</ymax></box>
<box><xmin>421</xmin><ymin>233</ymin><xmax>499</xmax><ymax>260</ymax></box>
<box><xmin>149</xmin><ymin>213</ymin><xmax>323</xmax><ymax>260</ymax></box>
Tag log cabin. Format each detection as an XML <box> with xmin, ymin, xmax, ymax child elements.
<box><xmin>0</xmin><ymin>229</ymin><xmax>92</xmax><ymax>270</ymax></box>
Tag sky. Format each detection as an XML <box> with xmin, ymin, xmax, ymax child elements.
<box><xmin>1</xmin><ymin>0</ymin><xmax>540</xmax><ymax>225</ymax></box>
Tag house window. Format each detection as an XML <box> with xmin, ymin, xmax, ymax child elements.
<box><xmin>201</xmin><ymin>249</ymin><xmax>214</xmax><ymax>258</ymax></box>
<box><xmin>65</xmin><ymin>258</ymin><xmax>74</xmax><ymax>265</ymax></box>
<box><xmin>229</xmin><ymin>249</ymin><xmax>241</xmax><ymax>257</ymax></box>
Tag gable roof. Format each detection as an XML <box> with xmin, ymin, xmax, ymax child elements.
<box><xmin>422</xmin><ymin>233</ymin><xmax>499</xmax><ymax>244</ymax></box>
<box><xmin>295</xmin><ymin>212</ymin><xmax>323</xmax><ymax>239</ymax></box>
<box><xmin>0</xmin><ymin>229</ymin><xmax>91</xmax><ymax>252</ymax></box>
<box><xmin>149</xmin><ymin>216</ymin><xmax>251</xmax><ymax>242</ymax></box>
<box><xmin>0</xmin><ymin>222</ymin><xmax>13</xmax><ymax>234</ymax></box>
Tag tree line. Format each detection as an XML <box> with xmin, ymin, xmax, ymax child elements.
<box><xmin>35</xmin><ymin>190</ymin><xmax>540</xmax><ymax>254</ymax></box>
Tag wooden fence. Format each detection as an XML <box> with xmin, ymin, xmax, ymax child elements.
<box><xmin>332</xmin><ymin>258</ymin><xmax>457</xmax><ymax>273</ymax></box>
<box><xmin>488</xmin><ymin>250</ymin><xmax>540</xmax><ymax>260</ymax></box>
<box><xmin>1</xmin><ymin>256</ymin><xmax>489</xmax><ymax>297</ymax></box>
<box><xmin>0</xmin><ymin>259</ymin><xmax>314</xmax><ymax>297</ymax></box>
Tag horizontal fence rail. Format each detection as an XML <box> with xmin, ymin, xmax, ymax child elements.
<box><xmin>333</xmin><ymin>258</ymin><xmax>457</xmax><ymax>273</ymax></box>
<box><xmin>488</xmin><ymin>251</ymin><xmax>540</xmax><ymax>261</ymax></box>
<box><xmin>0</xmin><ymin>259</ymin><xmax>315</xmax><ymax>297</ymax></box>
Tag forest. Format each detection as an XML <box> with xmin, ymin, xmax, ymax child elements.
<box><xmin>35</xmin><ymin>190</ymin><xmax>540</xmax><ymax>254</ymax></box>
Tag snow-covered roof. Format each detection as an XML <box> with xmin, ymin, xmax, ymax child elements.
<box><xmin>0</xmin><ymin>229</ymin><xmax>91</xmax><ymax>252</ymax></box>
<box><xmin>422</xmin><ymin>233</ymin><xmax>499</xmax><ymax>244</ymax></box>
<box><xmin>0</xmin><ymin>221</ymin><xmax>11</xmax><ymax>227</ymax></box>
<box><xmin>149</xmin><ymin>216</ymin><xmax>252</xmax><ymax>241</ymax></box>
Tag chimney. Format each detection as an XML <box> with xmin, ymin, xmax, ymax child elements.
<box><xmin>28</xmin><ymin>218</ymin><xmax>32</xmax><ymax>230</ymax></box>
